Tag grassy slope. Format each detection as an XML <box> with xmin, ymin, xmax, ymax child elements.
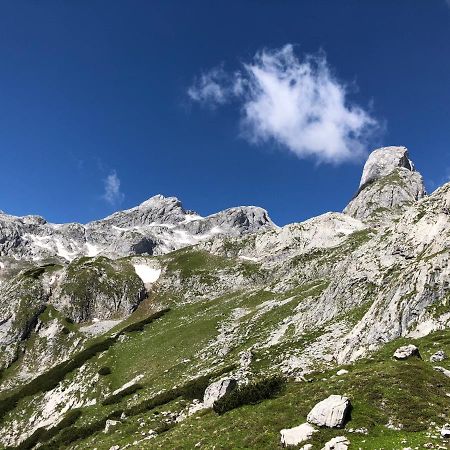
<box><xmin>73</xmin><ymin>332</ymin><xmax>450</xmax><ymax>450</ymax></box>
<box><xmin>3</xmin><ymin>242</ymin><xmax>450</xmax><ymax>449</ymax></box>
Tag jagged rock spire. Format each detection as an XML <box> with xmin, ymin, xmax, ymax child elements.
<box><xmin>344</xmin><ymin>146</ymin><xmax>426</xmax><ymax>224</ymax></box>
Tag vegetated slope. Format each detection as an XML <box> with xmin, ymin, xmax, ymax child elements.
<box><xmin>1</xmin><ymin>146</ymin><xmax>450</xmax><ymax>449</ymax></box>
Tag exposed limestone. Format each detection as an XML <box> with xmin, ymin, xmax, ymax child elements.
<box><xmin>393</xmin><ymin>345</ymin><xmax>421</xmax><ymax>360</ymax></box>
<box><xmin>280</xmin><ymin>423</ymin><xmax>317</xmax><ymax>447</ymax></box>
<box><xmin>203</xmin><ymin>378</ymin><xmax>238</xmax><ymax>408</ymax></box>
<box><xmin>344</xmin><ymin>146</ymin><xmax>426</xmax><ymax>224</ymax></box>
<box><xmin>307</xmin><ymin>395</ymin><xmax>351</xmax><ymax>428</ymax></box>
<box><xmin>430</xmin><ymin>350</ymin><xmax>446</xmax><ymax>363</ymax></box>
<box><xmin>321</xmin><ymin>435</ymin><xmax>350</xmax><ymax>450</ymax></box>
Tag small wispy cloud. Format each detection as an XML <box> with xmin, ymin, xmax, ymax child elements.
<box><xmin>188</xmin><ymin>44</ymin><xmax>379</xmax><ymax>164</ymax></box>
<box><xmin>102</xmin><ymin>171</ymin><xmax>124</xmax><ymax>206</ymax></box>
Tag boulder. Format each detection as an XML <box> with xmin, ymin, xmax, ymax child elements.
<box><xmin>280</xmin><ymin>423</ymin><xmax>317</xmax><ymax>447</ymax></box>
<box><xmin>434</xmin><ymin>366</ymin><xmax>450</xmax><ymax>378</ymax></box>
<box><xmin>109</xmin><ymin>446</ymin><xmax>120</xmax><ymax>450</ymax></box>
<box><xmin>441</xmin><ymin>423</ymin><xmax>450</xmax><ymax>438</ymax></box>
<box><xmin>393</xmin><ymin>344</ymin><xmax>421</xmax><ymax>360</ymax></box>
<box><xmin>203</xmin><ymin>378</ymin><xmax>237</xmax><ymax>408</ymax></box>
<box><xmin>322</xmin><ymin>436</ymin><xmax>350</xmax><ymax>450</ymax></box>
<box><xmin>307</xmin><ymin>395</ymin><xmax>351</xmax><ymax>428</ymax></box>
<box><xmin>104</xmin><ymin>419</ymin><xmax>121</xmax><ymax>433</ymax></box>
<box><xmin>430</xmin><ymin>350</ymin><xmax>446</xmax><ymax>363</ymax></box>
<box><xmin>299</xmin><ymin>445</ymin><xmax>313</xmax><ymax>450</ymax></box>
<box><xmin>336</xmin><ymin>369</ymin><xmax>348</xmax><ymax>376</ymax></box>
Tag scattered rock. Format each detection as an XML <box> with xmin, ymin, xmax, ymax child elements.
<box><xmin>203</xmin><ymin>378</ymin><xmax>237</xmax><ymax>408</ymax></box>
<box><xmin>393</xmin><ymin>344</ymin><xmax>421</xmax><ymax>360</ymax></box>
<box><xmin>430</xmin><ymin>350</ymin><xmax>446</xmax><ymax>363</ymax></box>
<box><xmin>299</xmin><ymin>445</ymin><xmax>313</xmax><ymax>450</ymax></box>
<box><xmin>441</xmin><ymin>423</ymin><xmax>450</xmax><ymax>438</ymax></box>
<box><xmin>321</xmin><ymin>436</ymin><xmax>350</xmax><ymax>450</ymax></box>
<box><xmin>109</xmin><ymin>446</ymin><xmax>120</xmax><ymax>450</ymax></box>
<box><xmin>434</xmin><ymin>366</ymin><xmax>450</xmax><ymax>378</ymax></box>
<box><xmin>104</xmin><ymin>419</ymin><xmax>121</xmax><ymax>433</ymax></box>
<box><xmin>280</xmin><ymin>423</ymin><xmax>317</xmax><ymax>447</ymax></box>
<box><xmin>307</xmin><ymin>395</ymin><xmax>351</xmax><ymax>428</ymax></box>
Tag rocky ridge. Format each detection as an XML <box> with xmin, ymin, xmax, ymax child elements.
<box><xmin>2</xmin><ymin>146</ymin><xmax>450</xmax><ymax>449</ymax></box>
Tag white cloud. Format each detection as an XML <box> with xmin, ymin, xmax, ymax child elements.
<box><xmin>102</xmin><ymin>171</ymin><xmax>124</xmax><ymax>206</ymax></box>
<box><xmin>187</xmin><ymin>67</ymin><xmax>231</xmax><ymax>107</ymax></box>
<box><xmin>188</xmin><ymin>44</ymin><xmax>378</xmax><ymax>164</ymax></box>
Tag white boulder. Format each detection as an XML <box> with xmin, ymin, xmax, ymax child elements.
<box><xmin>393</xmin><ymin>344</ymin><xmax>420</xmax><ymax>360</ymax></box>
<box><xmin>434</xmin><ymin>366</ymin><xmax>450</xmax><ymax>378</ymax></box>
<box><xmin>336</xmin><ymin>369</ymin><xmax>348</xmax><ymax>376</ymax></box>
<box><xmin>322</xmin><ymin>436</ymin><xmax>350</xmax><ymax>450</ymax></box>
<box><xmin>307</xmin><ymin>395</ymin><xmax>351</xmax><ymax>428</ymax></box>
<box><xmin>430</xmin><ymin>350</ymin><xmax>446</xmax><ymax>363</ymax></box>
<box><xmin>280</xmin><ymin>423</ymin><xmax>317</xmax><ymax>447</ymax></box>
<box><xmin>441</xmin><ymin>423</ymin><xmax>450</xmax><ymax>438</ymax></box>
<box><xmin>203</xmin><ymin>378</ymin><xmax>237</xmax><ymax>408</ymax></box>
<box><xmin>104</xmin><ymin>419</ymin><xmax>121</xmax><ymax>433</ymax></box>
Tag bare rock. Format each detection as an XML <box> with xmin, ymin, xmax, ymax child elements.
<box><xmin>280</xmin><ymin>423</ymin><xmax>317</xmax><ymax>447</ymax></box>
<box><xmin>307</xmin><ymin>395</ymin><xmax>351</xmax><ymax>428</ymax></box>
<box><xmin>321</xmin><ymin>436</ymin><xmax>350</xmax><ymax>450</ymax></box>
<box><xmin>393</xmin><ymin>345</ymin><xmax>421</xmax><ymax>360</ymax></box>
<box><xmin>430</xmin><ymin>350</ymin><xmax>446</xmax><ymax>363</ymax></box>
<box><xmin>203</xmin><ymin>378</ymin><xmax>237</xmax><ymax>408</ymax></box>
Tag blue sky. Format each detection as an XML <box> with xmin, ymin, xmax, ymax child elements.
<box><xmin>1</xmin><ymin>1</ymin><xmax>450</xmax><ymax>226</ymax></box>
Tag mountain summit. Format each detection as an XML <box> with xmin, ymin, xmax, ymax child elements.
<box><xmin>344</xmin><ymin>146</ymin><xmax>426</xmax><ymax>223</ymax></box>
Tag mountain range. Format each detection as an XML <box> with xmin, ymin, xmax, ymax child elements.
<box><xmin>1</xmin><ymin>146</ymin><xmax>450</xmax><ymax>450</ymax></box>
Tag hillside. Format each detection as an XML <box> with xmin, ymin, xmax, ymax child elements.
<box><xmin>1</xmin><ymin>146</ymin><xmax>450</xmax><ymax>450</ymax></box>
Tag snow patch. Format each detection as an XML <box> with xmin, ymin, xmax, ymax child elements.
<box><xmin>80</xmin><ymin>320</ymin><xmax>121</xmax><ymax>336</ymax></box>
<box><xmin>85</xmin><ymin>242</ymin><xmax>101</xmax><ymax>257</ymax></box>
<box><xmin>133</xmin><ymin>264</ymin><xmax>161</xmax><ymax>284</ymax></box>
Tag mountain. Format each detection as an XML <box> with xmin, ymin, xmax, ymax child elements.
<box><xmin>0</xmin><ymin>195</ymin><xmax>274</xmax><ymax>262</ymax></box>
<box><xmin>1</xmin><ymin>146</ymin><xmax>450</xmax><ymax>450</ymax></box>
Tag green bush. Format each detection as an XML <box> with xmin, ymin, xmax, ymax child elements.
<box><xmin>98</xmin><ymin>366</ymin><xmax>111</xmax><ymax>376</ymax></box>
<box><xmin>213</xmin><ymin>376</ymin><xmax>285</xmax><ymax>415</ymax></box>
<box><xmin>102</xmin><ymin>383</ymin><xmax>143</xmax><ymax>405</ymax></box>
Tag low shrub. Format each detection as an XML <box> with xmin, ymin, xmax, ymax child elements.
<box><xmin>213</xmin><ymin>375</ymin><xmax>285</xmax><ymax>415</ymax></box>
<box><xmin>98</xmin><ymin>366</ymin><xmax>111</xmax><ymax>376</ymax></box>
<box><xmin>102</xmin><ymin>383</ymin><xmax>143</xmax><ymax>405</ymax></box>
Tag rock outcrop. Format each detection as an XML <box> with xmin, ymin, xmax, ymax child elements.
<box><xmin>280</xmin><ymin>423</ymin><xmax>317</xmax><ymax>447</ymax></box>
<box><xmin>393</xmin><ymin>345</ymin><xmax>421</xmax><ymax>360</ymax></box>
<box><xmin>321</xmin><ymin>436</ymin><xmax>350</xmax><ymax>450</ymax></box>
<box><xmin>307</xmin><ymin>395</ymin><xmax>351</xmax><ymax>428</ymax></box>
<box><xmin>344</xmin><ymin>146</ymin><xmax>426</xmax><ymax>223</ymax></box>
<box><xmin>203</xmin><ymin>378</ymin><xmax>237</xmax><ymax>408</ymax></box>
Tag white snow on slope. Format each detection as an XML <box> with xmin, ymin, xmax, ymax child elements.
<box><xmin>85</xmin><ymin>242</ymin><xmax>101</xmax><ymax>257</ymax></box>
<box><xmin>133</xmin><ymin>264</ymin><xmax>161</xmax><ymax>284</ymax></box>
<box><xmin>80</xmin><ymin>320</ymin><xmax>122</xmax><ymax>336</ymax></box>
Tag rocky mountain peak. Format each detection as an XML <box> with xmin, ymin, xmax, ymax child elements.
<box><xmin>359</xmin><ymin>146</ymin><xmax>415</xmax><ymax>188</ymax></box>
<box><xmin>344</xmin><ymin>146</ymin><xmax>426</xmax><ymax>224</ymax></box>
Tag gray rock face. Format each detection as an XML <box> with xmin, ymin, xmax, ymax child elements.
<box><xmin>344</xmin><ymin>146</ymin><xmax>426</xmax><ymax>223</ymax></box>
<box><xmin>203</xmin><ymin>378</ymin><xmax>237</xmax><ymax>408</ymax></box>
<box><xmin>359</xmin><ymin>146</ymin><xmax>414</xmax><ymax>188</ymax></box>
<box><xmin>0</xmin><ymin>195</ymin><xmax>275</xmax><ymax>262</ymax></box>
<box><xmin>307</xmin><ymin>395</ymin><xmax>350</xmax><ymax>428</ymax></box>
<box><xmin>393</xmin><ymin>344</ymin><xmax>421</xmax><ymax>360</ymax></box>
